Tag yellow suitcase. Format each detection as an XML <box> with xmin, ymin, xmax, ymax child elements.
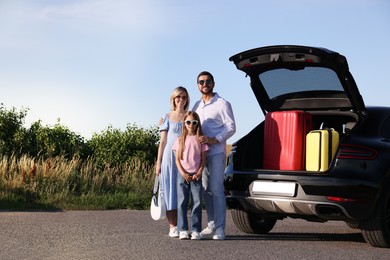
<box><xmin>305</xmin><ymin>129</ymin><xmax>339</xmax><ymax>172</ymax></box>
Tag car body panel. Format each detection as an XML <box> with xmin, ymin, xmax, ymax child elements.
<box><xmin>225</xmin><ymin>45</ymin><xmax>390</xmax><ymax>226</ymax></box>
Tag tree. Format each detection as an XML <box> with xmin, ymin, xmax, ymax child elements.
<box><xmin>0</xmin><ymin>104</ymin><xmax>28</xmax><ymax>157</ymax></box>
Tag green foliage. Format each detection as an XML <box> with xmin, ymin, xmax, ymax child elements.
<box><xmin>88</xmin><ymin>124</ymin><xmax>159</xmax><ymax>167</ymax></box>
<box><xmin>0</xmin><ymin>104</ymin><xmax>91</xmax><ymax>159</ymax></box>
<box><xmin>0</xmin><ymin>104</ymin><xmax>29</xmax><ymax>157</ymax></box>
<box><xmin>0</xmin><ymin>104</ymin><xmax>160</xmax><ymax>210</ymax></box>
<box><xmin>0</xmin><ymin>104</ymin><xmax>159</xmax><ymax>165</ymax></box>
<box><xmin>27</xmin><ymin>120</ymin><xmax>90</xmax><ymax>159</ymax></box>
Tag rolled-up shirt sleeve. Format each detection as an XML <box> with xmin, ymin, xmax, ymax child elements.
<box><xmin>215</xmin><ymin>101</ymin><xmax>236</xmax><ymax>143</ymax></box>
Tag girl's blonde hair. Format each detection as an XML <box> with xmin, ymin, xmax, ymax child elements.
<box><xmin>177</xmin><ymin>111</ymin><xmax>203</xmax><ymax>160</ymax></box>
<box><xmin>170</xmin><ymin>86</ymin><xmax>190</xmax><ymax>112</ymax></box>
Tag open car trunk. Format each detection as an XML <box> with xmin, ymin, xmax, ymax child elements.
<box><xmin>232</xmin><ymin>110</ymin><xmax>358</xmax><ymax>172</ymax></box>
<box><xmin>229</xmin><ymin>45</ymin><xmax>365</xmax><ymax>172</ymax></box>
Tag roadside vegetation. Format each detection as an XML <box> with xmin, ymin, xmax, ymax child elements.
<box><xmin>0</xmin><ymin>104</ymin><xmax>159</xmax><ymax>210</ymax></box>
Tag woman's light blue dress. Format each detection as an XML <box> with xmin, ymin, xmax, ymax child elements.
<box><xmin>159</xmin><ymin>114</ymin><xmax>183</xmax><ymax>210</ymax></box>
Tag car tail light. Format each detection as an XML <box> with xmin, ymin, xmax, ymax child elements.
<box><xmin>326</xmin><ymin>196</ymin><xmax>358</xmax><ymax>202</ymax></box>
<box><xmin>337</xmin><ymin>144</ymin><xmax>378</xmax><ymax>160</ymax></box>
<box><xmin>326</xmin><ymin>196</ymin><xmax>368</xmax><ymax>204</ymax></box>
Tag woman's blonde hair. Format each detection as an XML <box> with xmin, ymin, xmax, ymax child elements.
<box><xmin>177</xmin><ymin>111</ymin><xmax>203</xmax><ymax>160</ymax></box>
<box><xmin>170</xmin><ymin>86</ymin><xmax>190</xmax><ymax>112</ymax></box>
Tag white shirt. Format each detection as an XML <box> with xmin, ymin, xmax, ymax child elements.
<box><xmin>192</xmin><ymin>93</ymin><xmax>236</xmax><ymax>156</ymax></box>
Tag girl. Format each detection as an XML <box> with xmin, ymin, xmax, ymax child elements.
<box><xmin>173</xmin><ymin>111</ymin><xmax>209</xmax><ymax>240</ymax></box>
<box><xmin>156</xmin><ymin>86</ymin><xmax>190</xmax><ymax>238</ymax></box>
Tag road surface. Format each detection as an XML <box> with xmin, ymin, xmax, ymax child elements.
<box><xmin>1</xmin><ymin>210</ymin><xmax>389</xmax><ymax>259</ymax></box>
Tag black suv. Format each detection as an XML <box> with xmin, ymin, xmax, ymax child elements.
<box><xmin>225</xmin><ymin>45</ymin><xmax>390</xmax><ymax>247</ymax></box>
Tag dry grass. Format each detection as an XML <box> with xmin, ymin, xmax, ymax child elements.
<box><xmin>0</xmin><ymin>145</ymin><xmax>234</xmax><ymax>210</ymax></box>
<box><xmin>0</xmin><ymin>155</ymin><xmax>155</xmax><ymax>210</ymax></box>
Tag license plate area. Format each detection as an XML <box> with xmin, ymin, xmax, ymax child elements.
<box><xmin>252</xmin><ymin>181</ymin><xmax>297</xmax><ymax>197</ymax></box>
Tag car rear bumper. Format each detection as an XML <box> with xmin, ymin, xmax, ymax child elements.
<box><xmin>227</xmin><ymin>194</ymin><xmax>371</xmax><ymax>222</ymax></box>
<box><xmin>225</xmin><ymin>173</ymin><xmax>377</xmax><ymax>221</ymax></box>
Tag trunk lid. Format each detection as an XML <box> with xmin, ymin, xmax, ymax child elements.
<box><xmin>229</xmin><ymin>45</ymin><xmax>366</xmax><ymax>116</ymax></box>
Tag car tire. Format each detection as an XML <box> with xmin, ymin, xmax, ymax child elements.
<box><xmin>231</xmin><ymin>209</ymin><xmax>276</xmax><ymax>234</ymax></box>
<box><xmin>360</xmin><ymin>185</ymin><xmax>390</xmax><ymax>248</ymax></box>
<box><xmin>345</xmin><ymin>221</ymin><xmax>360</xmax><ymax>229</ymax></box>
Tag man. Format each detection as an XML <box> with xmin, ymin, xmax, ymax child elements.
<box><xmin>192</xmin><ymin>71</ymin><xmax>236</xmax><ymax>240</ymax></box>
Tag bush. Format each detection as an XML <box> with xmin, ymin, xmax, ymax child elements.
<box><xmin>28</xmin><ymin>120</ymin><xmax>90</xmax><ymax>159</ymax></box>
<box><xmin>0</xmin><ymin>104</ymin><xmax>29</xmax><ymax>157</ymax></box>
<box><xmin>0</xmin><ymin>104</ymin><xmax>160</xmax><ymax>210</ymax></box>
<box><xmin>88</xmin><ymin>124</ymin><xmax>159</xmax><ymax>167</ymax></box>
<box><xmin>0</xmin><ymin>104</ymin><xmax>159</xmax><ymax>165</ymax></box>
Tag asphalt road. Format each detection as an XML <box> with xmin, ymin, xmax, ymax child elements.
<box><xmin>1</xmin><ymin>210</ymin><xmax>389</xmax><ymax>259</ymax></box>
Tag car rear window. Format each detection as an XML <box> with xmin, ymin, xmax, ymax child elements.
<box><xmin>259</xmin><ymin>67</ymin><xmax>343</xmax><ymax>99</ymax></box>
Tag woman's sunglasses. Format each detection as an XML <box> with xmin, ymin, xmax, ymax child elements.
<box><xmin>185</xmin><ymin>120</ymin><xmax>198</xmax><ymax>126</ymax></box>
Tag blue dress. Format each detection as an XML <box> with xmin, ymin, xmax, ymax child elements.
<box><xmin>159</xmin><ymin>114</ymin><xmax>183</xmax><ymax>211</ymax></box>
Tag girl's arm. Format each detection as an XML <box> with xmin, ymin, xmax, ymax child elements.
<box><xmin>155</xmin><ymin>131</ymin><xmax>167</xmax><ymax>176</ymax></box>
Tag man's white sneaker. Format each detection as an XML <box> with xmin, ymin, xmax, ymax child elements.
<box><xmin>179</xmin><ymin>231</ymin><xmax>189</xmax><ymax>240</ymax></box>
<box><xmin>169</xmin><ymin>226</ymin><xmax>179</xmax><ymax>238</ymax></box>
<box><xmin>212</xmin><ymin>228</ymin><xmax>225</xmax><ymax>240</ymax></box>
<box><xmin>191</xmin><ymin>231</ymin><xmax>202</xmax><ymax>240</ymax></box>
<box><xmin>200</xmin><ymin>226</ymin><xmax>215</xmax><ymax>239</ymax></box>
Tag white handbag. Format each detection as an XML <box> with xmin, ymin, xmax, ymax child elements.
<box><xmin>150</xmin><ymin>175</ymin><xmax>166</xmax><ymax>220</ymax></box>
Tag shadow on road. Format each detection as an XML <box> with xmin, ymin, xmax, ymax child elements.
<box><xmin>226</xmin><ymin>232</ymin><xmax>365</xmax><ymax>243</ymax></box>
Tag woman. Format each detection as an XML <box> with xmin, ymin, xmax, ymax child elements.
<box><xmin>155</xmin><ymin>86</ymin><xmax>190</xmax><ymax>237</ymax></box>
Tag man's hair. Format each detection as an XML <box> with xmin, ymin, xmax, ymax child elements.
<box><xmin>197</xmin><ymin>71</ymin><xmax>214</xmax><ymax>83</ymax></box>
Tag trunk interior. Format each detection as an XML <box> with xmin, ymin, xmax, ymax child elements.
<box><xmin>233</xmin><ymin>110</ymin><xmax>358</xmax><ymax>171</ymax></box>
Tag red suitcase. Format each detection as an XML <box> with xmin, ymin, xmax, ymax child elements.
<box><xmin>263</xmin><ymin>110</ymin><xmax>312</xmax><ymax>170</ymax></box>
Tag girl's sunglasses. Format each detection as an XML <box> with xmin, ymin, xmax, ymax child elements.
<box><xmin>185</xmin><ymin>120</ymin><xmax>198</xmax><ymax>126</ymax></box>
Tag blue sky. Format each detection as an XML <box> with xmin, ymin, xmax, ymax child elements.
<box><xmin>0</xmin><ymin>0</ymin><xmax>389</xmax><ymax>143</ymax></box>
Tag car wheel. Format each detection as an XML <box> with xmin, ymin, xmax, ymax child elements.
<box><xmin>231</xmin><ymin>209</ymin><xmax>276</xmax><ymax>234</ymax></box>
<box><xmin>345</xmin><ymin>221</ymin><xmax>360</xmax><ymax>229</ymax></box>
<box><xmin>360</xmin><ymin>186</ymin><xmax>390</xmax><ymax>248</ymax></box>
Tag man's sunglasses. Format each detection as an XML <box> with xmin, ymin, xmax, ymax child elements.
<box><xmin>185</xmin><ymin>120</ymin><xmax>198</xmax><ymax>126</ymax></box>
<box><xmin>198</xmin><ymin>79</ymin><xmax>212</xmax><ymax>85</ymax></box>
